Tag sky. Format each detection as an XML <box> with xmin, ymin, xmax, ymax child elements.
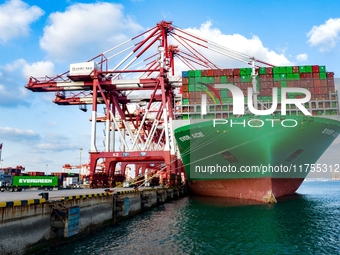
<box><xmin>0</xmin><ymin>0</ymin><xmax>340</xmax><ymax>176</ymax></box>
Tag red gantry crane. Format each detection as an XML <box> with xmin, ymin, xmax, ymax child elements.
<box><xmin>25</xmin><ymin>21</ymin><xmax>273</xmax><ymax>188</ymax></box>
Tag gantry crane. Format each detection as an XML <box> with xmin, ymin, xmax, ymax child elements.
<box><xmin>25</xmin><ymin>21</ymin><xmax>273</xmax><ymax>187</ymax></box>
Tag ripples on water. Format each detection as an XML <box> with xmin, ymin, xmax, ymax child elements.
<box><xmin>34</xmin><ymin>181</ymin><xmax>340</xmax><ymax>255</ymax></box>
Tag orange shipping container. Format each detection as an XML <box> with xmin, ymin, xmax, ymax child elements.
<box><xmin>314</xmin><ymin>80</ymin><xmax>321</xmax><ymax>87</ymax></box>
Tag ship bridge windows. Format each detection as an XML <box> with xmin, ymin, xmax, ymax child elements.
<box><xmin>221</xmin><ymin>151</ymin><xmax>239</xmax><ymax>163</ymax></box>
<box><xmin>285</xmin><ymin>149</ymin><xmax>304</xmax><ymax>162</ymax></box>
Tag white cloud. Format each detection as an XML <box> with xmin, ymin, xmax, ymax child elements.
<box><xmin>0</xmin><ymin>59</ymin><xmax>54</xmax><ymax>107</ymax></box>
<box><xmin>22</xmin><ymin>60</ymin><xmax>55</xmax><ymax>79</ymax></box>
<box><xmin>0</xmin><ymin>0</ymin><xmax>44</xmax><ymax>43</ymax></box>
<box><xmin>307</xmin><ymin>18</ymin><xmax>340</xmax><ymax>51</ymax></box>
<box><xmin>296</xmin><ymin>53</ymin><xmax>308</xmax><ymax>62</ymax></box>
<box><xmin>0</xmin><ymin>127</ymin><xmax>40</xmax><ymax>141</ymax></box>
<box><xmin>3</xmin><ymin>58</ymin><xmax>54</xmax><ymax>79</ymax></box>
<box><xmin>40</xmin><ymin>2</ymin><xmax>143</xmax><ymax>63</ymax></box>
<box><xmin>182</xmin><ymin>21</ymin><xmax>292</xmax><ymax>68</ymax></box>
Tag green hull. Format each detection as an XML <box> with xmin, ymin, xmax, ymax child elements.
<box><xmin>174</xmin><ymin>115</ymin><xmax>340</xmax><ymax>181</ymax></box>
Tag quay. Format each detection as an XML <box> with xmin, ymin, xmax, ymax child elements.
<box><xmin>0</xmin><ymin>186</ymin><xmax>188</xmax><ymax>255</ymax></box>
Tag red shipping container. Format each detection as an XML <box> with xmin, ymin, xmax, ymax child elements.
<box><xmin>260</xmin><ymin>75</ymin><xmax>266</xmax><ymax>81</ymax></box>
<box><xmin>300</xmin><ymin>73</ymin><xmax>307</xmax><ymax>79</ymax></box>
<box><xmin>214</xmin><ymin>76</ymin><xmax>221</xmax><ymax>84</ymax></box>
<box><xmin>214</xmin><ymin>69</ymin><xmax>221</xmax><ymax>76</ymax></box>
<box><xmin>293</xmin><ymin>80</ymin><xmax>300</xmax><ymax>87</ymax></box>
<box><xmin>233</xmin><ymin>68</ymin><xmax>240</xmax><ymax>76</ymax></box>
<box><xmin>273</xmin><ymin>81</ymin><xmax>280</xmax><ymax>87</ymax></box>
<box><xmin>314</xmin><ymin>80</ymin><xmax>321</xmax><ymax>87</ymax></box>
<box><xmin>299</xmin><ymin>80</ymin><xmax>307</xmax><ymax>87</ymax></box>
<box><xmin>266</xmin><ymin>81</ymin><xmax>273</xmax><ymax>88</ymax></box>
<box><xmin>182</xmin><ymin>91</ymin><xmax>189</xmax><ymax>98</ymax></box>
<box><xmin>312</xmin><ymin>73</ymin><xmax>320</xmax><ymax>79</ymax></box>
<box><xmin>288</xmin><ymin>81</ymin><xmax>294</xmax><ymax>87</ymax></box>
<box><xmin>225</xmin><ymin>69</ymin><xmax>233</xmax><ymax>76</ymax></box>
<box><xmin>182</xmin><ymin>84</ymin><xmax>189</xmax><ymax>92</ymax></box>
<box><xmin>308</xmin><ymin>87</ymin><xmax>315</xmax><ymax>94</ymax></box>
<box><xmin>207</xmin><ymin>69</ymin><xmax>214</xmax><ymax>76</ymax></box>
<box><xmin>320</xmin><ymin>80</ymin><xmax>327</xmax><ymax>87</ymax></box>
<box><xmin>234</xmin><ymin>76</ymin><xmax>241</xmax><ymax>83</ymax></box>
<box><xmin>314</xmin><ymin>87</ymin><xmax>321</xmax><ymax>94</ymax></box>
<box><xmin>182</xmin><ymin>77</ymin><xmax>188</xmax><ymax>85</ymax></box>
<box><xmin>326</xmin><ymin>72</ymin><xmax>334</xmax><ymax>78</ymax></box>
<box><xmin>305</xmin><ymin>73</ymin><xmax>313</xmax><ymax>78</ymax></box>
<box><xmin>227</xmin><ymin>75</ymin><xmax>234</xmax><ymax>81</ymax></box>
<box><xmin>292</xmin><ymin>66</ymin><xmax>299</xmax><ymax>73</ymax></box>
<box><xmin>306</xmin><ymin>79</ymin><xmax>313</xmax><ymax>88</ymax></box>
<box><xmin>261</xmin><ymin>82</ymin><xmax>267</xmax><ymax>89</ymax></box>
<box><xmin>327</xmin><ymin>79</ymin><xmax>335</xmax><ymax>87</ymax></box>
<box><xmin>266</xmin><ymin>67</ymin><xmax>273</xmax><ymax>74</ymax></box>
<box><xmin>312</xmin><ymin>65</ymin><xmax>319</xmax><ymax>73</ymax></box>
<box><xmin>201</xmin><ymin>70</ymin><xmax>208</xmax><ymax>76</ymax></box>
<box><xmin>267</xmin><ymin>88</ymin><xmax>273</xmax><ymax>96</ymax></box>
<box><xmin>329</xmin><ymin>87</ymin><xmax>336</xmax><ymax>93</ymax></box>
<box><xmin>266</xmin><ymin>74</ymin><xmax>273</xmax><ymax>81</ymax></box>
<box><xmin>321</xmin><ymin>87</ymin><xmax>328</xmax><ymax>94</ymax></box>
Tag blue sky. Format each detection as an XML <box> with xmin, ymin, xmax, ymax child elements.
<box><xmin>0</xmin><ymin>0</ymin><xmax>340</xmax><ymax>175</ymax></box>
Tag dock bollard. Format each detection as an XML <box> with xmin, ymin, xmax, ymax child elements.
<box><xmin>39</xmin><ymin>192</ymin><xmax>49</xmax><ymax>200</ymax></box>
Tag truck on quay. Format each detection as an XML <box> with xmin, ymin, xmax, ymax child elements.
<box><xmin>0</xmin><ymin>175</ymin><xmax>58</xmax><ymax>192</ymax></box>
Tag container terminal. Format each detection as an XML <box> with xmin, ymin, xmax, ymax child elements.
<box><xmin>1</xmin><ymin>20</ymin><xmax>339</xmax><ymax>254</ymax></box>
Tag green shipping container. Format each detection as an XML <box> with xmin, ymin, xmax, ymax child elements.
<box><xmin>305</xmin><ymin>65</ymin><xmax>312</xmax><ymax>73</ymax></box>
<box><xmin>188</xmin><ymin>77</ymin><xmax>195</xmax><ymax>84</ymax></box>
<box><xmin>285</xmin><ymin>66</ymin><xmax>293</xmax><ymax>74</ymax></box>
<box><xmin>188</xmin><ymin>85</ymin><xmax>195</xmax><ymax>92</ymax></box>
<box><xmin>279</xmin><ymin>67</ymin><xmax>286</xmax><ymax>74</ymax></box>
<box><xmin>319</xmin><ymin>66</ymin><xmax>326</xmax><ymax>73</ymax></box>
<box><xmin>221</xmin><ymin>89</ymin><xmax>228</xmax><ymax>98</ymax></box>
<box><xmin>273</xmin><ymin>74</ymin><xmax>281</xmax><ymax>81</ymax></box>
<box><xmin>188</xmin><ymin>70</ymin><xmax>195</xmax><ymax>78</ymax></box>
<box><xmin>207</xmin><ymin>76</ymin><xmax>214</xmax><ymax>84</ymax></box>
<box><xmin>240</xmin><ymin>68</ymin><xmax>247</xmax><ymax>75</ymax></box>
<box><xmin>299</xmin><ymin>66</ymin><xmax>306</xmax><ymax>73</ymax></box>
<box><xmin>273</xmin><ymin>67</ymin><xmax>280</xmax><ymax>74</ymax></box>
<box><xmin>259</xmin><ymin>67</ymin><xmax>266</xmax><ymax>75</ymax></box>
<box><xmin>287</xmin><ymin>74</ymin><xmax>294</xmax><ymax>80</ymax></box>
<box><xmin>182</xmin><ymin>99</ymin><xmax>189</xmax><ymax>105</ymax></box>
<box><xmin>201</xmin><ymin>76</ymin><xmax>208</xmax><ymax>84</ymax></box>
<box><xmin>320</xmin><ymin>73</ymin><xmax>327</xmax><ymax>79</ymax></box>
<box><xmin>194</xmin><ymin>70</ymin><xmax>202</xmax><ymax>77</ymax></box>
<box><xmin>12</xmin><ymin>176</ymin><xmax>59</xmax><ymax>187</ymax></box>
<box><xmin>280</xmin><ymin>81</ymin><xmax>288</xmax><ymax>87</ymax></box>
<box><xmin>293</xmin><ymin>73</ymin><xmax>300</xmax><ymax>80</ymax></box>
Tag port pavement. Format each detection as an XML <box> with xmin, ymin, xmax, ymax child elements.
<box><xmin>0</xmin><ymin>188</ymin><xmax>113</xmax><ymax>203</ymax></box>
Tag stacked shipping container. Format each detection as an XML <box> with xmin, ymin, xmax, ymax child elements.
<box><xmin>180</xmin><ymin>65</ymin><xmax>337</xmax><ymax>118</ymax></box>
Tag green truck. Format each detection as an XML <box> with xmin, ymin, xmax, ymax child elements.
<box><xmin>0</xmin><ymin>175</ymin><xmax>58</xmax><ymax>192</ymax></box>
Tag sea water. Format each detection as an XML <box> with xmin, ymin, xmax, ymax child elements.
<box><xmin>32</xmin><ymin>180</ymin><xmax>340</xmax><ymax>255</ymax></box>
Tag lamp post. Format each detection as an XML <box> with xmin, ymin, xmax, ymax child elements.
<box><xmin>79</xmin><ymin>148</ymin><xmax>83</xmax><ymax>175</ymax></box>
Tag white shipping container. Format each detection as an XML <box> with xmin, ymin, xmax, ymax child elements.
<box><xmin>69</xmin><ymin>62</ymin><xmax>99</xmax><ymax>76</ymax></box>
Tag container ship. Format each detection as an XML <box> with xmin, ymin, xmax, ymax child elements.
<box><xmin>173</xmin><ymin>65</ymin><xmax>340</xmax><ymax>203</ymax></box>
